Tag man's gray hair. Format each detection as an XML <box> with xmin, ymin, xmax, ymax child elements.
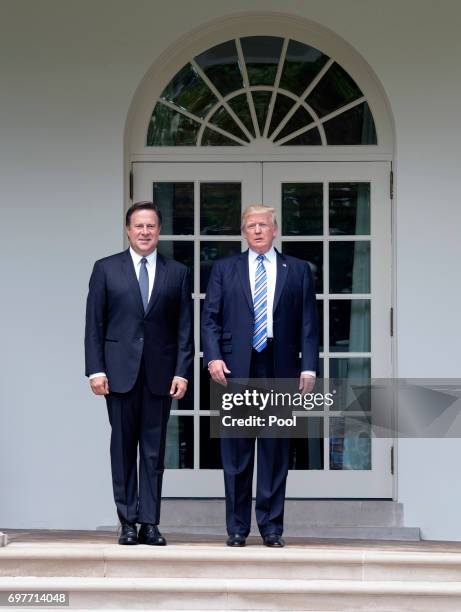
<box><xmin>241</xmin><ymin>204</ymin><xmax>277</xmax><ymax>229</ymax></box>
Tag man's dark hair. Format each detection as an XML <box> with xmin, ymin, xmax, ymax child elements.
<box><xmin>125</xmin><ymin>201</ymin><xmax>163</xmax><ymax>227</ymax></box>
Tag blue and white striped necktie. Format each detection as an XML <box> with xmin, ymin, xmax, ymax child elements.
<box><xmin>252</xmin><ymin>254</ymin><xmax>268</xmax><ymax>352</ymax></box>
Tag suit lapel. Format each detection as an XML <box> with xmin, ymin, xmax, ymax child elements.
<box><xmin>237</xmin><ymin>250</ymin><xmax>253</xmax><ymax>312</ymax></box>
<box><xmin>273</xmin><ymin>250</ymin><xmax>288</xmax><ymax>314</ymax></box>
<box><xmin>121</xmin><ymin>249</ymin><xmax>144</xmax><ymax>313</ymax></box>
<box><xmin>145</xmin><ymin>252</ymin><xmax>167</xmax><ymax>316</ymax></box>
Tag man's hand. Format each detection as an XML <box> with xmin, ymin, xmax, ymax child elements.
<box><xmin>170</xmin><ymin>377</ymin><xmax>188</xmax><ymax>400</ymax></box>
<box><xmin>208</xmin><ymin>360</ymin><xmax>231</xmax><ymax>386</ymax></box>
<box><xmin>90</xmin><ymin>376</ymin><xmax>109</xmax><ymax>396</ymax></box>
<box><xmin>299</xmin><ymin>374</ymin><xmax>316</xmax><ymax>395</ymax></box>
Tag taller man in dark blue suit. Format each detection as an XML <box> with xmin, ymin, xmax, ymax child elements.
<box><xmin>85</xmin><ymin>202</ymin><xmax>193</xmax><ymax>546</ymax></box>
<box><xmin>202</xmin><ymin>205</ymin><xmax>318</xmax><ymax>547</ymax></box>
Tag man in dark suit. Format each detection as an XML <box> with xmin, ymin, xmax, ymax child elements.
<box><xmin>202</xmin><ymin>204</ymin><xmax>318</xmax><ymax>547</ymax></box>
<box><xmin>85</xmin><ymin>201</ymin><xmax>193</xmax><ymax>546</ymax></box>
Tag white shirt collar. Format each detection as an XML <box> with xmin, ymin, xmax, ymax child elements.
<box><xmin>129</xmin><ymin>246</ymin><xmax>157</xmax><ymax>266</ymax></box>
<box><xmin>248</xmin><ymin>246</ymin><xmax>276</xmax><ymax>263</ymax></box>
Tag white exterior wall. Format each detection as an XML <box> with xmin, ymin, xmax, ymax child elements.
<box><xmin>1</xmin><ymin>0</ymin><xmax>460</xmax><ymax>538</ymax></box>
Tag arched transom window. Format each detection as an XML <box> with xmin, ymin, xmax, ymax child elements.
<box><xmin>147</xmin><ymin>37</ymin><xmax>377</xmax><ymax>146</ymax></box>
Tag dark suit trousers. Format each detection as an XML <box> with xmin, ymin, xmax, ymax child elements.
<box><xmin>220</xmin><ymin>343</ymin><xmax>291</xmax><ymax>537</ymax></box>
<box><xmin>105</xmin><ymin>359</ymin><xmax>171</xmax><ymax>524</ymax></box>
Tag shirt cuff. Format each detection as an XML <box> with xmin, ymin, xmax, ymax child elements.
<box><xmin>89</xmin><ymin>372</ymin><xmax>106</xmax><ymax>380</ymax></box>
<box><xmin>301</xmin><ymin>370</ymin><xmax>316</xmax><ymax>378</ymax></box>
<box><xmin>174</xmin><ymin>376</ymin><xmax>188</xmax><ymax>383</ymax></box>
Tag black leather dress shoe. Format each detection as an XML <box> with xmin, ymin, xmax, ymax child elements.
<box><xmin>263</xmin><ymin>533</ymin><xmax>285</xmax><ymax>547</ymax></box>
<box><xmin>118</xmin><ymin>520</ymin><xmax>138</xmax><ymax>545</ymax></box>
<box><xmin>138</xmin><ymin>523</ymin><xmax>167</xmax><ymax>546</ymax></box>
<box><xmin>226</xmin><ymin>534</ymin><xmax>246</xmax><ymax>547</ymax></box>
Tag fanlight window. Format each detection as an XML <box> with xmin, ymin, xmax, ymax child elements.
<box><xmin>147</xmin><ymin>37</ymin><xmax>377</xmax><ymax>146</ymax></box>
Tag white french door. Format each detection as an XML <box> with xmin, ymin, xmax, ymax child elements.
<box><xmin>133</xmin><ymin>162</ymin><xmax>262</xmax><ymax>496</ymax></box>
<box><xmin>264</xmin><ymin>162</ymin><xmax>392</xmax><ymax>498</ymax></box>
<box><xmin>132</xmin><ymin>160</ymin><xmax>393</xmax><ymax>498</ymax></box>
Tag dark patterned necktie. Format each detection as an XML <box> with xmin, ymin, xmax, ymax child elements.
<box><xmin>139</xmin><ymin>257</ymin><xmax>149</xmax><ymax>311</ymax></box>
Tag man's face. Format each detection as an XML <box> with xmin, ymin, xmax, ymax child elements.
<box><xmin>126</xmin><ymin>209</ymin><xmax>161</xmax><ymax>256</ymax></box>
<box><xmin>242</xmin><ymin>212</ymin><xmax>277</xmax><ymax>254</ymax></box>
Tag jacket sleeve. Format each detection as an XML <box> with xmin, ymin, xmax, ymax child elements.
<box><xmin>201</xmin><ymin>260</ymin><xmax>224</xmax><ymax>365</ymax></box>
<box><xmin>174</xmin><ymin>268</ymin><xmax>194</xmax><ymax>380</ymax></box>
<box><xmin>301</xmin><ymin>262</ymin><xmax>319</xmax><ymax>374</ymax></box>
<box><xmin>84</xmin><ymin>261</ymin><xmax>107</xmax><ymax>377</ymax></box>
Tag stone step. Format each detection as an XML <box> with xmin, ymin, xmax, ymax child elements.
<box><xmin>161</xmin><ymin>526</ymin><xmax>420</xmax><ymax>540</ymax></box>
<box><xmin>2</xmin><ymin>544</ymin><xmax>461</xmax><ymax>582</ymax></box>
<box><xmin>2</xmin><ymin>576</ymin><xmax>461</xmax><ymax>610</ymax></box>
<box><xmin>101</xmin><ymin>500</ymin><xmax>409</xmax><ymax>533</ymax></box>
<box><xmin>99</xmin><ymin>500</ymin><xmax>420</xmax><ymax>541</ymax></box>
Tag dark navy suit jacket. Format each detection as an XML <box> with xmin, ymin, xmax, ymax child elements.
<box><xmin>85</xmin><ymin>249</ymin><xmax>193</xmax><ymax>395</ymax></box>
<box><xmin>201</xmin><ymin>250</ymin><xmax>318</xmax><ymax>379</ymax></box>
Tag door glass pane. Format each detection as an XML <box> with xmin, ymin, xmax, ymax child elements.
<box><xmin>209</xmin><ymin>107</ymin><xmax>249</xmax><ymax>142</ymax></box>
<box><xmin>318</xmin><ymin>358</ymin><xmax>324</xmax><ymax>378</ymax></box>
<box><xmin>317</xmin><ymin>300</ymin><xmax>324</xmax><ymax>353</ymax></box>
<box><xmin>160</xmin><ymin>63</ymin><xmax>217</xmax><ymax>119</ymax></box>
<box><xmin>329</xmin><ymin>300</ymin><xmax>371</xmax><ymax>352</ymax></box>
<box><xmin>280</xmin><ymin>127</ymin><xmax>322</xmax><ymax>146</ymax></box>
<box><xmin>201</xmin><ymin>129</ymin><xmax>240</xmax><ymax>146</ymax></box>
<box><xmin>289</xmin><ymin>418</ymin><xmax>324</xmax><ymax>469</ymax></box>
<box><xmin>227</xmin><ymin>95</ymin><xmax>256</xmax><ymax>138</ymax></box>
<box><xmin>329</xmin><ymin>183</ymin><xmax>370</xmax><ymax>235</ymax></box>
<box><xmin>170</xmin><ymin>375</ymin><xmax>194</xmax><ymax>411</ymax></box>
<box><xmin>282</xmin><ymin>183</ymin><xmax>323</xmax><ymax>235</ymax></box>
<box><xmin>165</xmin><ymin>416</ymin><xmax>194</xmax><ymax>468</ymax></box>
<box><xmin>157</xmin><ymin>241</ymin><xmax>194</xmax><ymax>280</ymax></box>
<box><xmin>147</xmin><ymin>103</ymin><xmax>200</xmax><ymax>146</ymax></box>
<box><xmin>200</xmin><ymin>183</ymin><xmax>241</xmax><ymax>235</ymax></box>
<box><xmin>324</xmin><ymin>102</ymin><xmax>377</xmax><ymax>145</ymax></box>
<box><xmin>268</xmin><ymin>94</ymin><xmax>296</xmax><ymax>137</ymax></box>
<box><xmin>194</xmin><ymin>40</ymin><xmax>243</xmax><ymax>96</ymax></box>
<box><xmin>200</xmin><ymin>241</ymin><xmax>242</xmax><ymax>292</ymax></box>
<box><xmin>279</xmin><ymin>40</ymin><xmax>329</xmax><ymax>97</ymax></box>
<box><xmin>200</xmin><ymin>416</ymin><xmax>223</xmax><ymax>469</ymax></box>
<box><xmin>241</xmin><ymin>36</ymin><xmax>284</xmax><ymax>86</ymax></box>
<box><xmin>281</xmin><ymin>241</ymin><xmax>323</xmax><ymax>293</ymax></box>
<box><xmin>200</xmin><ymin>357</ymin><xmax>210</xmax><ymax>411</ymax></box>
<box><xmin>330</xmin><ymin>416</ymin><xmax>371</xmax><ymax>470</ymax></box>
<box><xmin>252</xmin><ymin>91</ymin><xmax>272</xmax><ymax>133</ymax></box>
<box><xmin>276</xmin><ymin>106</ymin><xmax>316</xmax><ymax>142</ymax></box>
<box><xmin>306</xmin><ymin>63</ymin><xmax>363</xmax><ymax>118</ymax></box>
<box><xmin>330</xmin><ymin>358</ymin><xmax>371</xmax><ymax>379</ymax></box>
<box><xmin>330</xmin><ymin>359</ymin><xmax>371</xmax><ymax>413</ymax></box>
<box><xmin>330</xmin><ymin>241</ymin><xmax>370</xmax><ymax>294</ymax></box>
<box><xmin>153</xmin><ymin>182</ymin><xmax>194</xmax><ymax>234</ymax></box>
